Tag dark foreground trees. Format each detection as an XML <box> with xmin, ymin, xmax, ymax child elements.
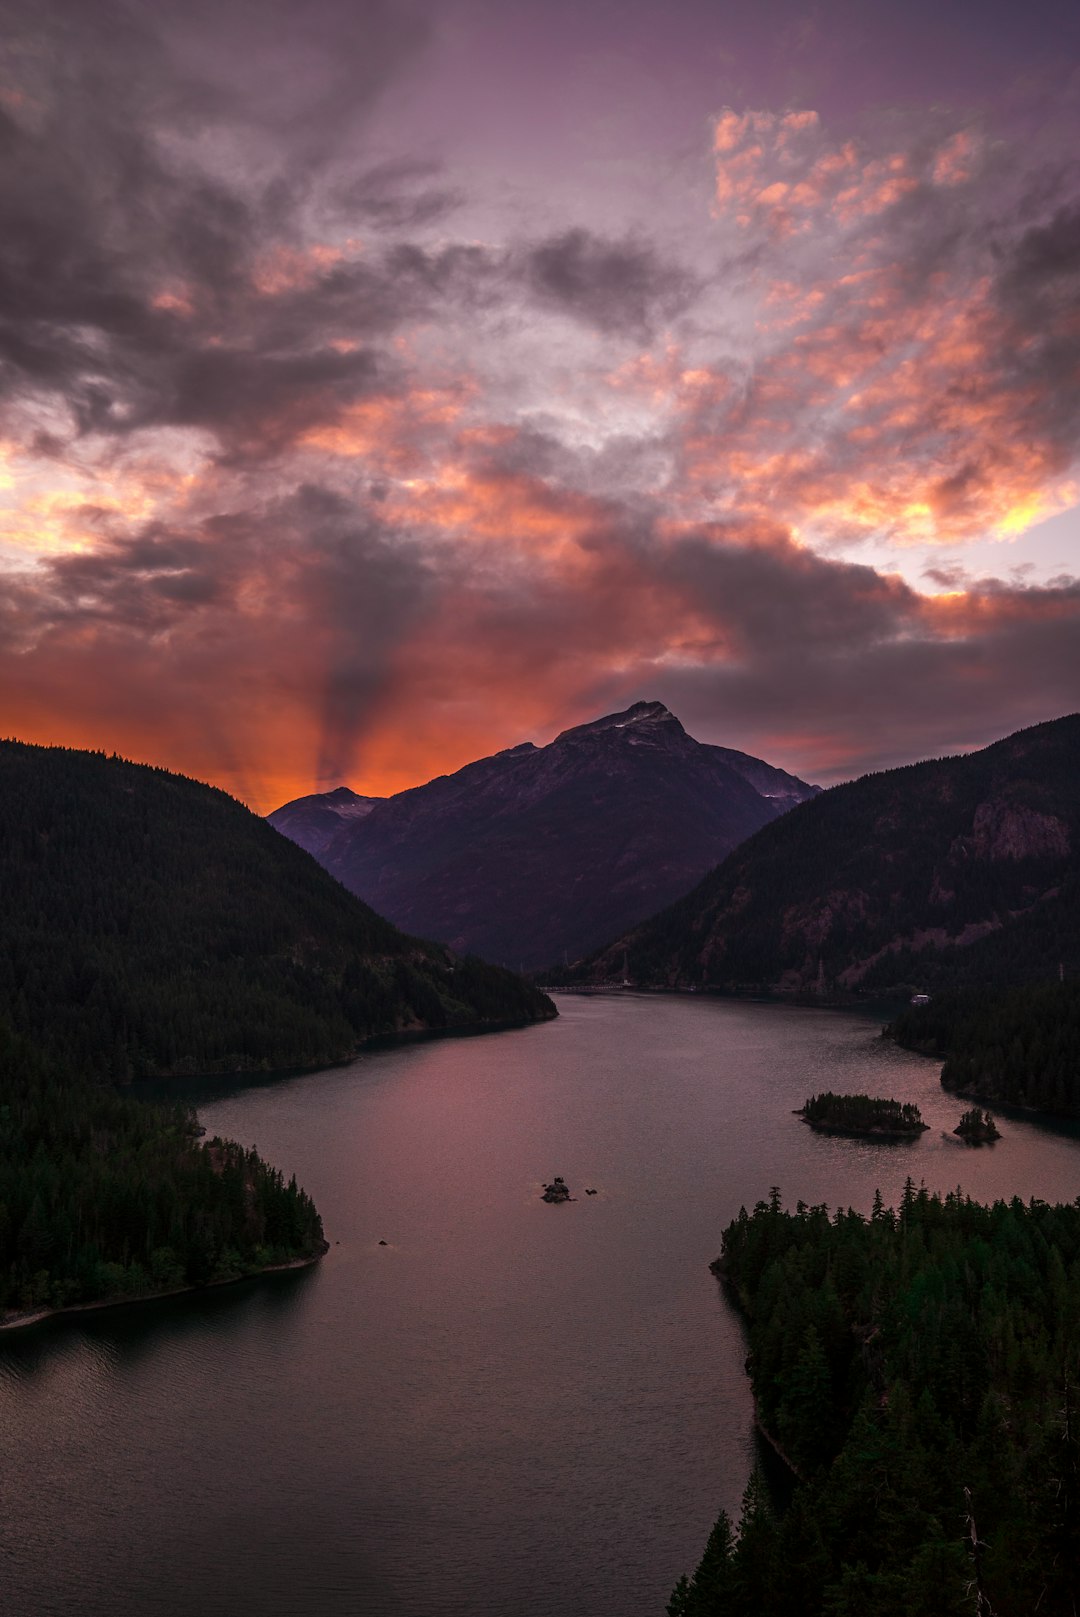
<box><xmin>672</xmin><ymin>1187</ymin><xmax>1080</xmax><ymax>1617</ymax></box>
<box><xmin>0</xmin><ymin>1020</ymin><xmax>325</xmax><ymax>1316</ymax></box>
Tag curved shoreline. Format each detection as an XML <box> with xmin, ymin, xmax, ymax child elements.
<box><xmin>126</xmin><ymin>1009</ymin><xmax>557</xmax><ymax>1087</ymax></box>
<box><xmin>0</xmin><ymin>1241</ymin><xmax>329</xmax><ymax>1336</ymax></box>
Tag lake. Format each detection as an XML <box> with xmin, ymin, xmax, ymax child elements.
<box><xmin>3</xmin><ymin>993</ymin><xmax>1079</xmax><ymax>1616</ymax></box>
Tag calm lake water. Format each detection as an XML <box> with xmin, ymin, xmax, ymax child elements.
<box><xmin>3</xmin><ymin>993</ymin><xmax>1080</xmax><ymax>1616</ymax></box>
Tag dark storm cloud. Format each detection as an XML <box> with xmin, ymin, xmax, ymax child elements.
<box><xmin>1</xmin><ymin>5</ymin><xmax>685</xmax><ymax>481</ymax></box>
<box><xmin>19</xmin><ymin>525</ymin><xmax>238</xmax><ymax>638</ymax></box>
<box><xmin>286</xmin><ymin>485</ymin><xmax>438</xmax><ymax>786</ymax></box>
<box><xmin>0</xmin><ymin>0</ymin><xmax>448</xmax><ymax>461</ymax></box>
<box><xmin>992</xmin><ymin>202</ymin><xmax>1080</xmax><ymax>469</ymax></box>
<box><xmin>166</xmin><ymin>345</ymin><xmax>382</xmax><ymax>463</ymax></box>
<box><xmin>2</xmin><ymin>0</ymin><xmax>1078</xmax><ymax>806</ymax></box>
<box><xmin>3</xmin><ymin>481</ymin><xmax>436</xmax><ymax>782</ymax></box>
<box><xmin>575</xmin><ymin>527</ymin><xmax>1080</xmax><ymax>778</ymax></box>
<box><xmin>524</xmin><ymin>229</ymin><xmax>699</xmax><ymax>339</ymax></box>
<box><xmin>4</xmin><ymin>457</ymin><xmax>1079</xmax><ymax>798</ymax></box>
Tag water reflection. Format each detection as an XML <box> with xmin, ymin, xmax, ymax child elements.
<box><xmin>2</xmin><ymin>994</ymin><xmax>1078</xmax><ymax>1617</ymax></box>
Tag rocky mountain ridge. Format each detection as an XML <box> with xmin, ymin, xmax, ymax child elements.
<box><xmin>269</xmin><ymin>702</ymin><xmax>819</xmax><ymax>969</ymax></box>
<box><xmin>267</xmin><ymin>784</ymin><xmax>382</xmax><ymax>857</ymax></box>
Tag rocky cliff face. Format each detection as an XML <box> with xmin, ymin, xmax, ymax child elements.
<box><xmin>581</xmin><ymin>712</ymin><xmax>1080</xmax><ymax>995</ymax></box>
<box><xmin>268</xmin><ymin>702</ymin><xmax>818</xmax><ymax>970</ymax></box>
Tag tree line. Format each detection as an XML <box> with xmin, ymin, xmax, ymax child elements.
<box><xmin>0</xmin><ymin>739</ymin><xmax>550</xmax><ymax>1317</ymax></box>
<box><xmin>889</xmin><ymin>978</ymin><xmax>1080</xmax><ymax>1116</ymax></box>
<box><xmin>0</xmin><ymin>739</ymin><xmax>554</xmax><ymax>1083</ymax></box>
<box><xmin>0</xmin><ymin>1020</ymin><xmax>324</xmax><ymax>1315</ymax></box>
<box><xmin>799</xmin><ymin>1092</ymin><xmax>927</xmax><ymax>1135</ymax></box>
<box><xmin>669</xmin><ymin>1186</ymin><xmax>1080</xmax><ymax>1616</ymax></box>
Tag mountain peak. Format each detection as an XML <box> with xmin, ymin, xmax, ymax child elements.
<box><xmin>268</xmin><ymin>702</ymin><xmax>818</xmax><ymax>969</ymax></box>
<box><xmin>554</xmin><ymin>700</ymin><xmax>683</xmax><ymax>744</ymax></box>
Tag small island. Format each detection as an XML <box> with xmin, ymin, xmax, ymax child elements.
<box><xmin>541</xmin><ymin>1176</ymin><xmax>573</xmax><ymax>1203</ymax></box>
<box><xmin>954</xmin><ymin>1106</ymin><xmax>1001</xmax><ymax>1143</ymax></box>
<box><xmin>798</xmin><ymin>1091</ymin><xmax>928</xmax><ymax>1139</ymax></box>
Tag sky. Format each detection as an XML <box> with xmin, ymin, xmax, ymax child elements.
<box><xmin>1</xmin><ymin>0</ymin><xmax>1078</xmax><ymax>810</ymax></box>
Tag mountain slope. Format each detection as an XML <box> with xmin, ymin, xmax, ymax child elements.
<box><xmin>0</xmin><ymin>740</ymin><xmax>554</xmax><ymax>1081</ymax></box>
<box><xmin>269</xmin><ymin>702</ymin><xmax>819</xmax><ymax>970</ymax></box>
<box><xmin>268</xmin><ymin>785</ymin><xmax>382</xmax><ymax>858</ymax></box>
<box><xmin>579</xmin><ymin>713</ymin><xmax>1080</xmax><ymax>994</ymax></box>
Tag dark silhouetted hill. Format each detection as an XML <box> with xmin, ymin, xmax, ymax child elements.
<box><xmin>577</xmin><ymin>713</ymin><xmax>1080</xmax><ymax>996</ymax></box>
<box><xmin>0</xmin><ymin>739</ymin><xmax>554</xmax><ymax>1082</ymax></box>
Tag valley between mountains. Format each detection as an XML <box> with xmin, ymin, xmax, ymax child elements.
<box><xmin>3</xmin><ymin>705</ymin><xmax>1080</xmax><ymax>1617</ymax></box>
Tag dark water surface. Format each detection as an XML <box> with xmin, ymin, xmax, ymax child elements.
<box><xmin>3</xmin><ymin>994</ymin><xmax>1079</xmax><ymax>1616</ymax></box>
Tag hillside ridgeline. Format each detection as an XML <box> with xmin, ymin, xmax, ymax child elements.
<box><xmin>0</xmin><ymin>739</ymin><xmax>552</xmax><ymax>1324</ymax></box>
<box><xmin>574</xmin><ymin>713</ymin><xmax>1079</xmax><ymax>997</ymax></box>
<box><xmin>0</xmin><ymin>739</ymin><xmax>554</xmax><ymax>1082</ymax></box>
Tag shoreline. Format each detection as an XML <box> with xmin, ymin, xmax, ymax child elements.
<box><xmin>889</xmin><ymin>1031</ymin><xmax>1080</xmax><ymax>1124</ymax></box>
<box><xmin>126</xmin><ymin>1008</ymin><xmax>557</xmax><ymax>1087</ymax></box>
<box><xmin>0</xmin><ymin>1241</ymin><xmax>329</xmax><ymax>1336</ymax></box>
<box><xmin>542</xmin><ymin>982</ymin><xmax>906</xmax><ymax>1013</ymax></box>
<box><xmin>800</xmin><ymin>1116</ymin><xmax>927</xmax><ymax>1140</ymax></box>
<box><xmin>710</xmin><ymin>1261</ymin><xmax>806</xmax><ymax>1484</ymax></box>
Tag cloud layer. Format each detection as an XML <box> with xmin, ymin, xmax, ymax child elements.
<box><xmin>1</xmin><ymin>0</ymin><xmax>1078</xmax><ymax>807</ymax></box>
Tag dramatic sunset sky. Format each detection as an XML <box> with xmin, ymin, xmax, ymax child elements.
<box><xmin>2</xmin><ymin>0</ymin><xmax>1078</xmax><ymax>809</ymax></box>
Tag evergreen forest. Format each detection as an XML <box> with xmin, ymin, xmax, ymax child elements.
<box><xmin>0</xmin><ymin>739</ymin><xmax>552</xmax><ymax>1320</ymax></box>
<box><xmin>889</xmin><ymin>978</ymin><xmax>1080</xmax><ymax>1116</ymax></box>
<box><xmin>954</xmin><ymin>1106</ymin><xmax>1000</xmax><ymax>1142</ymax></box>
<box><xmin>799</xmin><ymin>1092</ymin><xmax>927</xmax><ymax>1136</ymax></box>
<box><xmin>670</xmin><ymin>1187</ymin><xmax>1080</xmax><ymax>1617</ymax></box>
<box><xmin>0</xmin><ymin>1020</ymin><xmax>325</xmax><ymax>1316</ymax></box>
<box><xmin>0</xmin><ymin>739</ymin><xmax>554</xmax><ymax>1082</ymax></box>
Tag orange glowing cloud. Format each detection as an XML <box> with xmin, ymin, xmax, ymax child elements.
<box><xmin>299</xmin><ymin>382</ymin><xmax>473</xmax><ymax>474</ymax></box>
<box><xmin>251</xmin><ymin>239</ymin><xmax>362</xmax><ymax>296</ymax></box>
<box><xmin>2</xmin><ymin>9</ymin><xmax>1079</xmax><ymax>820</ymax></box>
<box><xmin>712</xmin><ymin>108</ymin><xmax>982</xmax><ymax>239</ymax></box>
<box><xmin>669</xmin><ymin>124</ymin><xmax>1080</xmax><ymax>553</ymax></box>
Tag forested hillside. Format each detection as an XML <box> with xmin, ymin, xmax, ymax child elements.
<box><xmin>574</xmin><ymin>713</ymin><xmax>1079</xmax><ymax>996</ymax></box>
<box><xmin>889</xmin><ymin>978</ymin><xmax>1080</xmax><ymax>1116</ymax></box>
<box><xmin>671</xmin><ymin>1189</ymin><xmax>1080</xmax><ymax>1617</ymax></box>
<box><xmin>0</xmin><ymin>740</ymin><xmax>554</xmax><ymax>1081</ymax></box>
<box><xmin>0</xmin><ymin>1020</ymin><xmax>325</xmax><ymax>1317</ymax></box>
<box><xmin>0</xmin><ymin>739</ymin><xmax>552</xmax><ymax>1321</ymax></box>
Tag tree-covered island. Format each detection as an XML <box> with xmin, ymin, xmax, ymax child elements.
<box><xmin>798</xmin><ymin>1092</ymin><xmax>928</xmax><ymax>1138</ymax></box>
<box><xmin>670</xmin><ymin>1186</ymin><xmax>1080</xmax><ymax>1617</ymax></box>
<box><xmin>953</xmin><ymin>1106</ymin><xmax>1001</xmax><ymax>1143</ymax></box>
